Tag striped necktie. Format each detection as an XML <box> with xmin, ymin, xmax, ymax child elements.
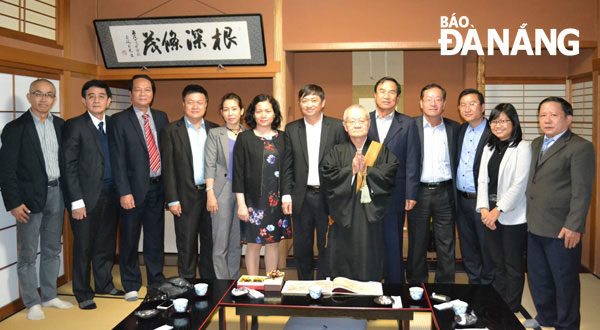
<box><xmin>142</xmin><ymin>113</ymin><xmax>160</xmax><ymax>173</ymax></box>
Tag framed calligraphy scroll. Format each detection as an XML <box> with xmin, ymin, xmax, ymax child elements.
<box><xmin>94</xmin><ymin>14</ymin><xmax>266</xmax><ymax>69</ymax></box>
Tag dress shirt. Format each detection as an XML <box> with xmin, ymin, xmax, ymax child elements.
<box><xmin>420</xmin><ymin>117</ymin><xmax>452</xmax><ymax>183</ymax></box>
<box><xmin>375</xmin><ymin>110</ymin><xmax>394</xmax><ymax>142</ymax></box>
<box><xmin>133</xmin><ymin>106</ymin><xmax>161</xmax><ymax>177</ymax></box>
<box><xmin>71</xmin><ymin>112</ymin><xmax>107</xmax><ymax>211</ymax></box>
<box><xmin>168</xmin><ymin>117</ymin><xmax>207</xmax><ymax>207</ymax></box>
<box><xmin>456</xmin><ymin>119</ymin><xmax>487</xmax><ymax>193</ymax></box>
<box><xmin>30</xmin><ymin>110</ymin><xmax>60</xmax><ymax>181</ymax></box>
<box><xmin>305</xmin><ymin>113</ymin><xmax>323</xmax><ymax>186</ymax></box>
<box><xmin>543</xmin><ymin>129</ymin><xmax>568</xmax><ymax>151</ymax></box>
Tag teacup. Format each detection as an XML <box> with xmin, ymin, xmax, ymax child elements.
<box><xmin>409</xmin><ymin>287</ymin><xmax>424</xmax><ymax>300</ymax></box>
<box><xmin>308</xmin><ymin>286</ymin><xmax>322</xmax><ymax>300</ymax></box>
<box><xmin>194</xmin><ymin>283</ymin><xmax>208</xmax><ymax>296</ymax></box>
<box><xmin>173</xmin><ymin>298</ymin><xmax>188</xmax><ymax>313</ymax></box>
<box><xmin>452</xmin><ymin>300</ymin><xmax>468</xmax><ymax>315</ymax></box>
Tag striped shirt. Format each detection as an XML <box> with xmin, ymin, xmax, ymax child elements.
<box><xmin>30</xmin><ymin>110</ymin><xmax>60</xmax><ymax>181</ymax></box>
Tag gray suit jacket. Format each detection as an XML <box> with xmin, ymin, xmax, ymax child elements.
<box><xmin>204</xmin><ymin>125</ymin><xmax>246</xmax><ymax>197</ymax></box>
<box><xmin>526</xmin><ymin>130</ymin><xmax>595</xmax><ymax>237</ymax></box>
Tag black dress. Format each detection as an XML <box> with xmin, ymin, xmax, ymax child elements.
<box><xmin>240</xmin><ymin>132</ymin><xmax>292</xmax><ymax>244</ymax></box>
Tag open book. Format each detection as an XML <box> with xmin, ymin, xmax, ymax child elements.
<box><xmin>281</xmin><ymin>277</ymin><xmax>383</xmax><ymax>296</ymax></box>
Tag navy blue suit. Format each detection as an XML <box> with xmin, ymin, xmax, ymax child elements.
<box><xmin>368</xmin><ymin>111</ymin><xmax>420</xmax><ymax>283</ymax></box>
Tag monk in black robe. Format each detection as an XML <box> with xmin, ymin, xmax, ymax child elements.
<box><xmin>321</xmin><ymin>105</ymin><xmax>398</xmax><ymax>281</ymax></box>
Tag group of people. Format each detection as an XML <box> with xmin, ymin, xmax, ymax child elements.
<box><xmin>0</xmin><ymin>75</ymin><xmax>594</xmax><ymax>330</ymax></box>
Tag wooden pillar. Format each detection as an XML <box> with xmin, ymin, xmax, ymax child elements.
<box><xmin>477</xmin><ymin>55</ymin><xmax>485</xmax><ymax>96</ymax></box>
<box><xmin>273</xmin><ymin>0</ymin><xmax>286</xmax><ymax>128</ymax></box>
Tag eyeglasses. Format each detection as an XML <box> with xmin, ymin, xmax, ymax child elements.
<box><xmin>30</xmin><ymin>91</ymin><xmax>56</xmax><ymax>99</ymax></box>
<box><xmin>345</xmin><ymin>118</ymin><xmax>368</xmax><ymax>126</ymax></box>
<box><xmin>459</xmin><ymin>102</ymin><xmax>480</xmax><ymax>109</ymax></box>
<box><xmin>490</xmin><ymin>119</ymin><xmax>511</xmax><ymax>126</ymax></box>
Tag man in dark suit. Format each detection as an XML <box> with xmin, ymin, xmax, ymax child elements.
<box><xmin>109</xmin><ymin>75</ymin><xmax>169</xmax><ymax>301</ymax></box>
<box><xmin>367</xmin><ymin>77</ymin><xmax>420</xmax><ymax>284</ymax></box>
<box><xmin>161</xmin><ymin>84</ymin><xmax>218</xmax><ymax>281</ymax></box>
<box><xmin>407</xmin><ymin>83</ymin><xmax>460</xmax><ymax>284</ymax></box>
<box><xmin>0</xmin><ymin>78</ymin><xmax>72</xmax><ymax>320</ymax></box>
<box><xmin>455</xmin><ymin>89</ymin><xmax>493</xmax><ymax>285</ymax></box>
<box><xmin>523</xmin><ymin>97</ymin><xmax>595</xmax><ymax>330</ymax></box>
<box><xmin>282</xmin><ymin>84</ymin><xmax>347</xmax><ymax>280</ymax></box>
<box><xmin>62</xmin><ymin>80</ymin><xmax>124</xmax><ymax>310</ymax></box>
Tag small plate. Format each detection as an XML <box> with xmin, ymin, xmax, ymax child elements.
<box><xmin>232</xmin><ymin>287</ymin><xmax>250</xmax><ymax>296</ymax></box>
<box><xmin>134</xmin><ymin>309</ymin><xmax>159</xmax><ymax>319</ymax></box>
<box><xmin>374</xmin><ymin>295</ymin><xmax>393</xmax><ymax>306</ymax></box>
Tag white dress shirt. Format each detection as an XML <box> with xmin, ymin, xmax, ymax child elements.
<box><xmin>420</xmin><ymin>117</ymin><xmax>452</xmax><ymax>183</ymax></box>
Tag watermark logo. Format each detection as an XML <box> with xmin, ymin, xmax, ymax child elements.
<box><xmin>438</xmin><ymin>13</ymin><xmax>579</xmax><ymax>56</ymax></box>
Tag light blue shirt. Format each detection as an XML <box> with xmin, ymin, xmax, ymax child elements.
<box><xmin>185</xmin><ymin>117</ymin><xmax>207</xmax><ymax>185</ymax></box>
<box><xmin>456</xmin><ymin>119</ymin><xmax>487</xmax><ymax>193</ymax></box>
<box><xmin>543</xmin><ymin>129</ymin><xmax>568</xmax><ymax>151</ymax></box>
<box><xmin>168</xmin><ymin>117</ymin><xmax>208</xmax><ymax>207</ymax></box>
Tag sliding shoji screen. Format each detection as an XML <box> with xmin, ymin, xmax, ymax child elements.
<box><xmin>484</xmin><ymin>83</ymin><xmax>566</xmax><ymax>141</ymax></box>
<box><xmin>571</xmin><ymin>80</ymin><xmax>593</xmax><ymax>142</ymax></box>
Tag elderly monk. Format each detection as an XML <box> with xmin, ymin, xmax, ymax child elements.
<box><xmin>320</xmin><ymin>104</ymin><xmax>398</xmax><ymax>281</ymax></box>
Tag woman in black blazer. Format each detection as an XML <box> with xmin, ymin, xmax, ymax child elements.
<box><xmin>233</xmin><ymin>94</ymin><xmax>291</xmax><ymax>276</ymax></box>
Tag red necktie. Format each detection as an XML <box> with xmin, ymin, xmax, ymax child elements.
<box><xmin>142</xmin><ymin>114</ymin><xmax>160</xmax><ymax>173</ymax></box>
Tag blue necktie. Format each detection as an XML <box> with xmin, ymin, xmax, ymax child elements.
<box><xmin>98</xmin><ymin>122</ymin><xmax>105</xmax><ymax>135</ymax></box>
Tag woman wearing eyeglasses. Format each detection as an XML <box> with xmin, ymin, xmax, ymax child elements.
<box><xmin>475</xmin><ymin>103</ymin><xmax>531</xmax><ymax>312</ymax></box>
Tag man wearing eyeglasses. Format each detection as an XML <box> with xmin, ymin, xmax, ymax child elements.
<box><xmin>321</xmin><ymin>104</ymin><xmax>398</xmax><ymax>281</ymax></box>
<box><xmin>407</xmin><ymin>84</ymin><xmax>460</xmax><ymax>285</ymax></box>
<box><xmin>455</xmin><ymin>89</ymin><xmax>493</xmax><ymax>286</ymax></box>
<box><xmin>0</xmin><ymin>78</ymin><xmax>73</xmax><ymax>320</ymax></box>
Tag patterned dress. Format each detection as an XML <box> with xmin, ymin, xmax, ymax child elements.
<box><xmin>241</xmin><ymin>132</ymin><xmax>292</xmax><ymax>244</ymax></box>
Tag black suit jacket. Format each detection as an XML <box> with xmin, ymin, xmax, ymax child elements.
<box><xmin>368</xmin><ymin>111</ymin><xmax>421</xmax><ymax>211</ymax></box>
<box><xmin>108</xmin><ymin>106</ymin><xmax>169</xmax><ymax>205</ymax></box>
<box><xmin>0</xmin><ymin>111</ymin><xmax>64</xmax><ymax>213</ymax></box>
<box><xmin>61</xmin><ymin>112</ymin><xmax>110</xmax><ymax>212</ymax></box>
<box><xmin>282</xmin><ymin>115</ymin><xmax>347</xmax><ymax>214</ymax></box>
<box><xmin>161</xmin><ymin>117</ymin><xmax>218</xmax><ymax>209</ymax></box>
<box><xmin>233</xmin><ymin>129</ymin><xmax>287</xmax><ymax>199</ymax></box>
<box><xmin>456</xmin><ymin>120</ymin><xmax>491</xmax><ymax>192</ymax></box>
<box><xmin>414</xmin><ymin>116</ymin><xmax>460</xmax><ymax>183</ymax></box>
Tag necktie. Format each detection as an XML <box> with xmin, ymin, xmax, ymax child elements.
<box><xmin>142</xmin><ymin>114</ymin><xmax>161</xmax><ymax>173</ymax></box>
<box><xmin>98</xmin><ymin>122</ymin><xmax>105</xmax><ymax>135</ymax></box>
<box><xmin>538</xmin><ymin>137</ymin><xmax>554</xmax><ymax>162</ymax></box>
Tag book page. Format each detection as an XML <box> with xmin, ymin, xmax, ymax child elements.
<box><xmin>331</xmin><ymin>277</ymin><xmax>383</xmax><ymax>296</ymax></box>
<box><xmin>281</xmin><ymin>280</ymin><xmax>332</xmax><ymax>295</ymax></box>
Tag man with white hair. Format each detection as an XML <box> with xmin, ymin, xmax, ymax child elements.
<box><xmin>320</xmin><ymin>105</ymin><xmax>398</xmax><ymax>281</ymax></box>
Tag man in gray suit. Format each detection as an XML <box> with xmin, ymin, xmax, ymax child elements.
<box><xmin>524</xmin><ymin>97</ymin><xmax>595</xmax><ymax>330</ymax></box>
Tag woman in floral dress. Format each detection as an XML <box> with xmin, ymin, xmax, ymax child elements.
<box><xmin>232</xmin><ymin>94</ymin><xmax>291</xmax><ymax>275</ymax></box>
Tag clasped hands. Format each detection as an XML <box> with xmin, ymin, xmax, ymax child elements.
<box><xmin>352</xmin><ymin>150</ymin><xmax>366</xmax><ymax>176</ymax></box>
<box><xmin>480</xmin><ymin>207</ymin><xmax>499</xmax><ymax>230</ymax></box>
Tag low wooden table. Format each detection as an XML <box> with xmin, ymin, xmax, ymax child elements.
<box><xmin>219</xmin><ymin>283</ymin><xmax>431</xmax><ymax>330</ymax></box>
<box><xmin>425</xmin><ymin>283</ymin><xmax>524</xmax><ymax>330</ymax></box>
<box><xmin>112</xmin><ymin>279</ymin><xmax>234</xmax><ymax>330</ymax></box>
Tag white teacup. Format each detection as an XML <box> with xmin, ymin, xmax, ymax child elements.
<box><xmin>173</xmin><ymin>298</ymin><xmax>188</xmax><ymax>313</ymax></box>
<box><xmin>308</xmin><ymin>286</ymin><xmax>322</xmax><ymax>299</ymax></box>
<box><xmin>409</xmin><ymin>287</ymin><xmax>424</xmax><ymax>300</ymax></box>
<box><xmin>452</xmin><ymin>300</ymin><xmax>468</xmax><ymax>315</ymax></box>
<box><xmin>195</xmin><ymin>283</ymin><xmax>208</xmax><ymax>296</ymax></box>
